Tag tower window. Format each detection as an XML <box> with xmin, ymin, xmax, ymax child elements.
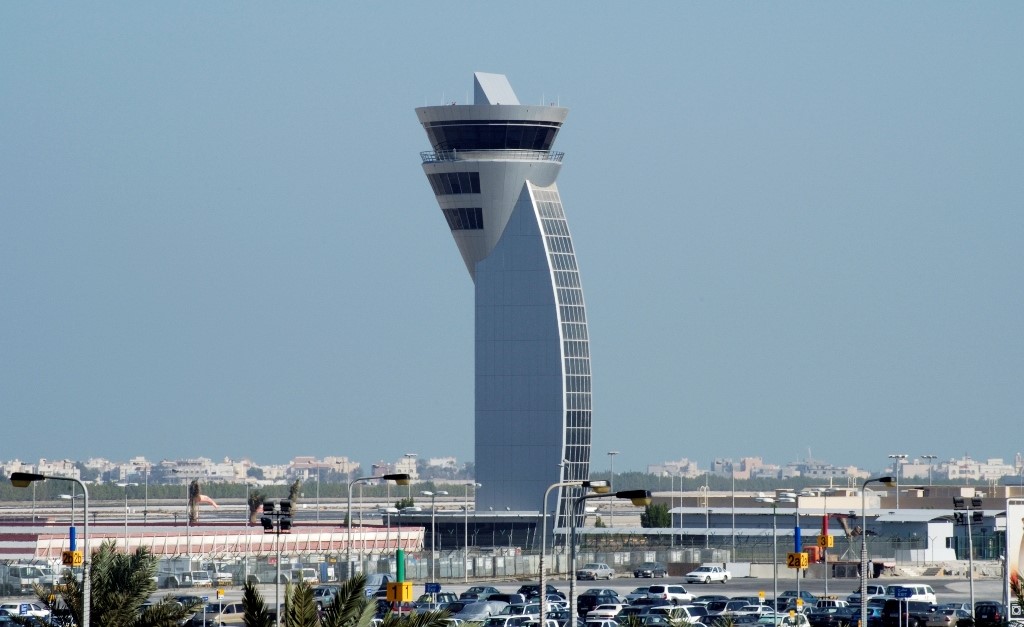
<box><xmin>442</xmin><ymin>207</ymin><xmax>484</xmax><ymax>230</ymax></box>
<box><xmin>428</xmin><ymin>172</ymin><xmax>481</xmax><ymax>195</ymax></box>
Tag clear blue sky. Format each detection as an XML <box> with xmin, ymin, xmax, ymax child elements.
<box><xmin>2</xmin><ymin>4</ymin><xmax>1021</xmax><ymax>475</ymax></box>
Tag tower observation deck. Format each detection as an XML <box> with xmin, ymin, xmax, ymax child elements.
<box><xmin>416</xmin><ymin>73</ymin><xmax>592</xmax><ymax>527</ymax></box>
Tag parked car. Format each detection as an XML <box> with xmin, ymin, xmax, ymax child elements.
<box><xmin>735</xmin><ymin>606</ymin><xmax>777</xmax><ymax>617</ymax></box>
<box><xmin>760</xmin><ymin>614</ymin><xmax>811</xmax><ymax>627</ymax></box>
<box><xmin>706</xmin><ymin>600</ymin><xmax>750</xmax><ymax>616</ymax></box>
<box><xmin>455</xmin><ymin>601</ymin><xmax>510</xmax><ymax>622</ymax></box>
<box><xmin>634</xmin><ymin>562</ymin><xmax>668</xmax><ymax>578</ymax></box>
<box><xmin>849</xmin><ymin>586</ymin><xmax>888</xmax><ymax>605</ymax></box>
<box><xmin>626</xmin><ymin>587</ymin><xmax>651</xmax><ymax>603</ymax></box>
<box><xmin>576</xmin><ymin>563</ymin><xmax>615</xmax><ymax>581</ymax></box>
<box><xmin>313</xmin><ymin>585</ymin><xmax>342</xmax><ymax>611</ymax></box>
<box><xmin>462</xmin><ymin>587</ymin><xmax>502</xmax><ymax>601</ymax></box>
<box><xmin>483</xmin><ymin>617</ymin><xmax>533</xmax><ymax>627</ymax></box>
<box><xmin>587</xmin><ymin>604</ymin><xmax>626</xmax><ymax>620</ymax></box>
<box><xmin>0</xmin><ymin>603</ymin><xmax>50</xmax><ymax>620</ymax></box>
<box><xmin>925</xmin><ymin>608</ymin><xmax>974</xmax><ymax>627</ymax></box>
<box><xmin>885</xmin><ymin>585</ymin><xmax>937</xmax><ymax>605</ymax></box>
<box><xmin>203</xmin><ymin>602</ymin><xmax>246</xmax><ymax>627</ymax></box>
<box><xmin>777</xmin><ymin>592</ymin><xmax>819</xmax><ymax>611</ymax></box>
<box><xmin>583</xmin><ymin>589</ymin><xmax>620</xmax><ymax>598</ymax></box>
<box><xmin>806</xmin><ymin>606</ymin><xmax>856</xmax><ymax>627</ymax></box>
<box><xmin>882</xmin><ymin>600</ymin><xmax>937</xmax><ymax>627</ymax></box>
<box><xmin>364</xmin><ymin>574</ymin><xmax>395</xmax><ymax>598</ymax></box>
<box><xmin>685</xmin><ymin>566</ymin><xmax>731</xmax><ymax>584</ymax></box>
<box><xmin>850</xmin><ymin>607</ymin><xmax>884</xmax><ymax>627</ymax></box>
<box><xmin>647</xmin><ymin>584</ymin><xmax>694</xmax><ymax>605</ymax></box>
<box><xmin>627</xmin><ymin>599</ymin><xmax>662</xmax><ymax>612</ymax></box>
<box><xmin>974</xmin><ymin>602</ymin><xmax>1007</xmax><ymax>627</ymax></box>
<box><xmin>517</xmin><ymin>584</ymin><xmax>566</xmax><ymax>601</ymax></box>
<box><xmin>694</xmin><ymin>595</ymin><xmax>731</xmax><ymax>607</ymax></box>
<box><xmin>577</xmin><ymin>594</ymin><xmax>621</xmax><ymax>617</ymax></box>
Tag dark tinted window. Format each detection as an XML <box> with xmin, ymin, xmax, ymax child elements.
<box><xmin>425</xmin><ymin>120</ymin><xmax>562</xmax><ymax>152</ymax></box>
<box><xmin>442</xmin><ymin>207</ymin><xmax>483</xmax><ymax>230</ymax></box>
<box><xmin>428</xmin><ymin>172</ymin><xmax>481</xmax><ymax>195</ymax></box>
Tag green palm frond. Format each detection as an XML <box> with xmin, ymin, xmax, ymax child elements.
<box><xmin>379</xmin><ymin>609</ymin><xmax>452</xmax><ymax>627</ymax></box>
<box><xmin>242</xmin><ymin>580</ymin><xmax>275</xmax><ymax>627</ymax></box>
<box><xmin>138</xmin><ymin>598</ymin><xmax>198</xmax><ymax>627</ymax></box>
<box><xmin>285</xmin><ymin>580</ymin><xmax>321</xmax><ymax>627</ymax></box>
<box><xmin>321</xmin><ymin>575</ymin><xmax>376</xmax><ymax>627</ymax></box>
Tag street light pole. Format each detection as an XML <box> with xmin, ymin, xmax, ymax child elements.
<box><xmin>756</xmin><ymin>493</ymin><xmax>794</xmax><ymax>625</ymax></box>
<box><xmin>116</xmin><ymin>482</ymin><xmax>138</xmax><ymax>548</ymax></box>
<box><xmin>422</xmin><ymin>490</ymin><xmax>448</xmax><ymax>589</ymax></box>
<box><xmin>347</xmin><ymin>474</ymin><xmax>410</xmax><ymax>576</ymax></box>
<box><xmin>607</xmin><ymin>451</ymin><xmax>619</xmax><ymax>528</ymax></box>
<box><xmin>888</xmin><ymin>454</ymin><xmax>907</xmax><ymax>509</ymax></box>
<box><xmin>316</xmin><ymin>464</ymin><xmax>321</xmax><ymax>524</ymax></box>
<box><xmin>954</xmin><ymin>497</ymin><xmax>981</xmax><ymax>616</ymax></box>
<box><xmin>259</xmin><ymin>499</ymin><xmax>292</xmax><ymax>627</ymax></box>
<box><xmin>539</xmin><ymin>478</ymin><xmax>599</xmax><ymax>627</ymax></box>
<box><xmin>921</xmin><ymin>455</ymin><xmax>937</xmax><ymax>486</ymax></box>
<box><xmin>12</xmin><ymin>473</ymin><xmax>90</xmax><ymax>627</ymax></box>
<box><xmin>860</xmin><ymin>476</ymin><xmax>895</xmax><ymax>627</ymax></box>
<box><xmin>403</xmin><ymin>453</ymin><xmax>417</xmax><ymax>500</ymax></box>
<box><xmin>568</xmin><ymin>488</ymin><xmax>651</xmax><ymax>627</ymax></box>
<box><xmin>464</xmin><ymin>482</ymin><xmax>480</xmax><ymax>583</ymax></box>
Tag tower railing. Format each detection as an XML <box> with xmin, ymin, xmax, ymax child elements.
<box><xmin>421</xmin><ymin>149</ymin><xmax>564</xmax><ymax>163</ymax></box>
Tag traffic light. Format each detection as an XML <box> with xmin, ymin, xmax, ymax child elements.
<box><xmin>261</xmin><ymin>500</ymin><xmax>276</xmax><ymax>531</ymax></box>
<box><xmin>279</xmin><ymin>500</ymin><xmax>292</xmax><ymax>532</ymax></box>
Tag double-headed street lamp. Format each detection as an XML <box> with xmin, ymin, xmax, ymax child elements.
<box><xmin>921</xmin><ymin>455</ymin><xmax>937</xmax><ymax>486</ymax></box>
<box><xmin>347</xmin><ymin>474</ymin><xmax>410</xmax><ymax>575</ymax></box>
<box><xmin>421</xmin><ymin>490</ymin><xmax>448</xmax><ymax>588</ymax></box>
<box><xmin>860</xmin><ymin>476</ymin><xmax>896</xmax><ymax>626</ymax></box>
<box><xmin>953</xmin><ymin>496</ymin><xmax>983</xmax><ymax>615</ymax></box>
<box><xmin>116</xmin><ymin>482</ymin><xmax>138</xmax><ymax>547</ymax></box>
<box><xmin>12</xmin><ymin>472</ymin><xmax>90</xmax><ymax>627</ymax></box>
<box><xmin>888</xmin><ymin>454</ymin><xmax>907</xmax><ymax>508</ymax></box>
<box><xmin>568</xmin><ymin>488</ymin><xmax>652</xmax><ymax>627</ymax></box>
<box><xmin>260</xmin><ymin>499</ymin><xmax>293</xmax><ymax>627</ymax></box>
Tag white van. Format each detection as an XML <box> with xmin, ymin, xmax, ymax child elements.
<box><xmin>291</xmin><ymin>568</ymin><xmax>319</xmax><ymax>584</ymax></box>
<box><xmin>884</xmin><ymin>584</ymin><xmax>936</xmax><ymax>604</ymax></box>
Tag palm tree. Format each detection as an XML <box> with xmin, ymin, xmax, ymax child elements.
<box><xmin>242</xmin><ymin>574</ymin><xmax>450</xmax><ymax>627</ymax></box>
<box><xmin>189</xmin><ymin>480</ymin><xmax>201</xmax><ymax>524</ymax></box>
<box><xmin>249</xmin><ymin>489</ymin><xmax>268</xmax><ymax>524</ymax></box>
<box><xmin>35</xmin><ymin>540</ymin><xmax>196</xmax><ymax>627</ymax></box>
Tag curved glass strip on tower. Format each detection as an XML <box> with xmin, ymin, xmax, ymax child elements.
<box><xmin>416</xmin><ymin>73</ymin><xmax>591</xmax><ymax>529</ymax></box>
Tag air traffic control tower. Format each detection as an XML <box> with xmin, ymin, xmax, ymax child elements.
<box><xmin>417</xmin><ymin>73</ymin><xmax>592</xmax><ymax>527</ymax></box>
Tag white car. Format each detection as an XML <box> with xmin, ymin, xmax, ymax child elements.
<box><xmin>684</xmin><ymin>565</ymin><xmax>731</xmax><ymax>584</ymax></box>
<box><xmin>0</xmin><ymin>602</ymin><xmax>51</xmax><ymax>619</ymax></box>
<box><xmin>588</xmin><ymin>604</ymin><xmax>626</xmax><ymax>620</ymax></box>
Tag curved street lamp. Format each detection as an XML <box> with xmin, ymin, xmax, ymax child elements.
<box><xmin>347</xmin><ymin>473</ymin><xmax>410</xmax><ymax>574</ymax></box>
<box><xmin>756</xmin><ymin>492</ymin><xmax>795</xmax><ymax>625</ymax></box>
<box><xmin>538</xmin><ymin>479</ymin><xmax>609</xmax><ymax>627</ymax></box>
<box><xmin>12</xmin><ymin>472</ymin><xmax>90</xmax><ymax>627</ymax></box>
<box><xmin>421</xmin><ymin>490</ymin><xmax>448</xmax><ymax>589</ymax></box>
<box><xmin>860</xmin><ymin>476</ymin><xmax>895</xmax><ymax>626</ymax></box>
<box><xmin>568</xmin><ymin>488</ymin><xmax>652</xmax><ymax>627</ymax></box>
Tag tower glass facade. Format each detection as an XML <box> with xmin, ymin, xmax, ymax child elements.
<box><xmin>417</xmin><ymin>73</ymin><xmax>591</xmax><ymax>528</ymax></box>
